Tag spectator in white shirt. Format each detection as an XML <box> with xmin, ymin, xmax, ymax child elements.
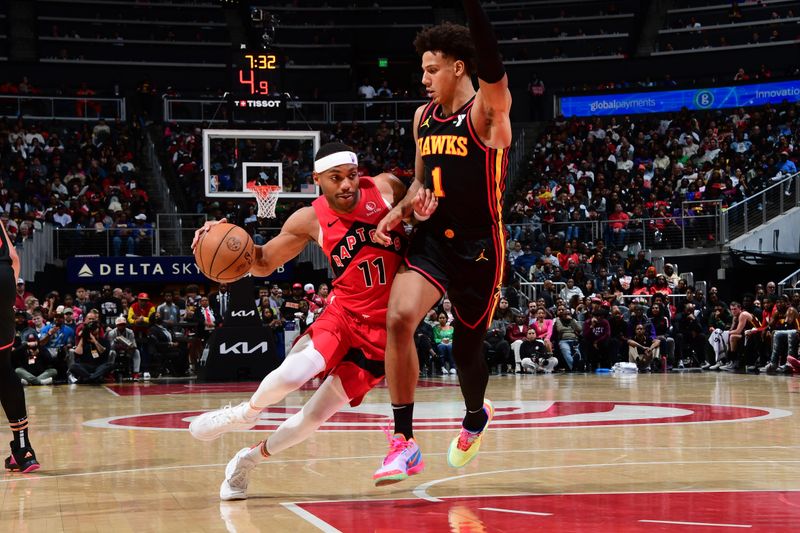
<box><xmin>53</xmin><ymin>205</ymin><xmax>72</xmax><ymax>227</ymax></box>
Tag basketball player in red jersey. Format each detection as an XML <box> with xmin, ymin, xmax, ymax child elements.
<box><xmin>373</xmin><ymin>0</ymin><xmax>512</xmax><ymax>484</ymax></box>
<box><xmin>0</xmin><ymin>221</ymin><xmax>40</xmax><ymax>472</ymax></box>
<box><xmin>189</xmin><ymin>142</ymin><xmax>437</xmax><ymax>500</ymax></box>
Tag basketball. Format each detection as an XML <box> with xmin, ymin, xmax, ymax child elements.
<box><xmin>194</xmin><ymin>223</ymin><xmax>255</xmax><ymax>283</ymax></box>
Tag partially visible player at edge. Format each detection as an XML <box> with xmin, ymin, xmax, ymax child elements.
<box><xmin>0</xmin><ymin>220</ymin><xmax>40</xmax><ymax>473</ymax></box>
<box><xmin>373</xmin><ymin>0</ymin><xmax>512</xmax><ymax>485</ymax></box>
<box><xmin>188</xmin><ymin>143</ymin><xmax>437</xmax><ymax>500</ymax></box>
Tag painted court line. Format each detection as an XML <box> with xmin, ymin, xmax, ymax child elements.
<box><xmin>103</xmin><ymin>386</ymin><xmax>121</xmax><ymax>397</ymax></box>
<box><xmin>479</xmin><ymin>507</ymin><xmax>552</xmax><ymax>516</ymax></box>
<box><xmin>412</xmin><ymin>460</ymin><xmax>800</xmax><ymax>502</ymax></box>
<box><xmin>639</xmin><ymin>519</ymin><xmax>751</xmax><ymax>528</ymax></box>
<box><xmin>281</xmin><ymin>503</ymin><xmax>343</xmax><ymax>533</ymax></box>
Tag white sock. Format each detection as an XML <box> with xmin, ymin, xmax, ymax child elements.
<box><xmin>244</xmin><ymin>440</ymin><xmax>270</xmax><ymax>463</ymax></box>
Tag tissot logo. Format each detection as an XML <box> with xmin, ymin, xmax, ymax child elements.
<box><xmin>239</xmin><ymin>99</ymin><xmax>282</xmax><ymax>108</ymax></box>
<box><xmin>218</xmin><ymin>341</ymin><xmax>270</xmax><ymax>355</ymax></box>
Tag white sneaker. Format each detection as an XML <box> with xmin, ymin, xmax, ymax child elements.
<box><xmin>40</xmin><ymin>377</ymin><xmax>53</xmax><ymax>385</ymax></box>
<box><xmin>67</xmin><ymin>372</ymin><xmax>78</xmax><ymax>384</ymax></box>
<box><xmin>143</xmin><ymin>372</ymin><xmax>151</xmax><ymax>381</ymax></box>
<box><xmin>721</xmin><ymin>361</ymin><xmax>737</xmax><ymax>371</ymax></box>
<box><xmin>449</xmin><ymin>368</ymin><xmax>457</xmax><ymax>374</ymax></box>
<box><xmin>709</xmin><ymin>361</ymin><xmax>724</xmax><ymax>370</ymax></box>
<box><xmin>441</xmin><ymin>367</ymin><xmax>448</xmax><ymax>375</ymax></box>
<box><xmin>20</xmin><ymin>379</ymin><xmax>28</xmax><ymax>386</ymax></box>
<box><xmin>521</xmin><ymin>359</ymin><xmax>537</xmax><ymax>373</ymax></box>
<box><xmin>700</xmin><ymin>362</ymin><xmax>711</xmax><ymax>370</ymax></box>
<box><xmin>189</xmin><ymin>402</ymin><xmax>259</xmax><ymax>441</ymax></box>
<box><xmin>220</xmin><ymin>447</ymin><xmax>260</xmax><ymax>501</ymax></box>
<box><xmin>760</xmin><ymin>362</ymin><xmax>777</xmax><ymax>373</ymax></box>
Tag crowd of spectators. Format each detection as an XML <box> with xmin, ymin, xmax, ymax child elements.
<box><xmin>503</xmin><ymin>101</ymin><xmax>799</xmax><ymax>270</ymax></box>
<box><xmin>0</xmin><ymin>114</ymin><xmax>153</xmax><ymax>256</ymax></box>
<box><xmin>11</xmin><ymin>278</ymin><xmax>333</xmax><ymax>385</ymax></box>
<box><xmin>411</xmin><ymin>267</ymin><xmax>800</xmax><ymax>375</ymax></box>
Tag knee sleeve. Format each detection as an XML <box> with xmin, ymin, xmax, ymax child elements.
<box><xmin>250</xmin><ymin>334</ymin><xmax>327</xmax><ymax>409</ymax></box>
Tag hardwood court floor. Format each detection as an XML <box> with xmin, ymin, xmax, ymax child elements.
<box><xmin>2</xmin><ymin>372</ymin><xmax>800</xmax><ymax>532</ymax></box>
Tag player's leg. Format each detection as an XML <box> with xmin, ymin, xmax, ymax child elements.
<box><xmin>219</xmin><ymin>374</ymin><xmax>351</xmax><ymax>500</ymax></box>
<box><xmin>189</xmin><ymin>333</ymin><xmax>331</xmax><ymax>441</ymax></box>
<box><xmin>0</xmin><ymin>347</ymin><xmax>39</xmax><ymax>471</ymax></box>
<box><xmin>0</xmin><ymin>266</ymin><xmax>38</xmax><ymax>473</ymax></box>
<box><xmin>384</xmin><ymin>267</ymin><xmax>442</xmax><ymax>439</ymax></box>
<box><xmin>444</xmin><ymin>234</ymin><xmax>503</xmax><ymax>468</ymax></box>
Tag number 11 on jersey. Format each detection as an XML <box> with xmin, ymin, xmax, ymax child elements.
<box><xmin>432</xmin><ymin>166</ymin><xmax>445</xmax><ymax>197</ymax></box>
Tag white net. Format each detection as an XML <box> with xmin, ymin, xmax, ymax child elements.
<box><xmin>250</xmin><ymin>184</ymin><xmax>281</xmax><ymax>219</ymax></box>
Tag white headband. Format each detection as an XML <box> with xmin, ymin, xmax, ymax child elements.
<box><xmin>314</xmin><ymin>151</ymin><xmax>358</xmax><ymax>173</ymax></box>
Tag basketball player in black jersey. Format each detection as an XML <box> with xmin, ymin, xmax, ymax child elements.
<box><xmin>373</xmin><ymin>0</ymin><xmax>511</xmax><ymax>483</ymax></box>
<box><xmin>0</xmin><ymin>221</ymin><xmax>39</xmax><ymax>472</ymax></box>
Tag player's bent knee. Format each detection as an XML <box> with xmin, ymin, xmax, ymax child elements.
<box><xmin>386</xmin><ymin>305</ymin><xmax>419</xmax><ymax>335</ymax></box>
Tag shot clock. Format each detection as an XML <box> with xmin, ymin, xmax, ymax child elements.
<box><xmin>230</xmin><ymin>49</ymin><xmax>286</xmax><ymax>122</ymax></box>
<box><xmin>234</xmin><ymin>52</ymin><xmax>278</xmax><ymax>96</ymax></box>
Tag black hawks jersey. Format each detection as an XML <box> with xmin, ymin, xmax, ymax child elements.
<box><xmin>416</xmin><ymin>95</ymin><xmax>509</xmax><ymax>237</ymax></box>
<box><xmin>0</xmin><ymin>221</ymin><xmax>13</xmax><ymax>265</ymax></box>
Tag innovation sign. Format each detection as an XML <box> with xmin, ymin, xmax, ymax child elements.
<box><xmin>67</xmin><ymin>256</ymin><xmax>294</xmax><ymax>284</ymax></box>
<box><xmin>559</xmin><ymin>79</ymin><xmax>800</xmax><ymax>117</ymax></box>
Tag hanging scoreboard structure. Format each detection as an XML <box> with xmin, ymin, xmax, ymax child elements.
<box><xmin>229</xmin><ymin>49</ymin><xmax>286</xmax><ymax>122</ymax></box>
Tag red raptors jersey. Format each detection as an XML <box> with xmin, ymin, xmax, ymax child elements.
<box><xmin>312</xmin><ymin>177</ymin><xmax>405</xmax><ymax>323</ymax></box>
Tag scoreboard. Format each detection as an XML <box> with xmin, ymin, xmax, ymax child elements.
<box><xmin>230</xmin><ymin>49</ymin><xmax>286</xmax><ymax>121</ymax></box>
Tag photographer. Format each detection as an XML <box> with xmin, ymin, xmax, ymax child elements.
<box><xmin>107</xmin><ymin>316</ymin><xmax>141</xmax><ymax>380</ymax></box>
<box><xmin>68</xmin><ymin>320</ymin><xmax>112</xmax><ymax>384</ymax></box>
<box><xmin>13</xmin><ymin>334</ymin><xmax>57</xmax><ymax>385</ymax></box>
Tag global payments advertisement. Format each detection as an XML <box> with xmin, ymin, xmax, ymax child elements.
<box><xmin>559</xmin><ymin>79</ymin><xmax>800</xmax><ymax>117</ymax></box>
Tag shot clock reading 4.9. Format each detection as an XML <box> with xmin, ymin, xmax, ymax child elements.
<box><xmin>234</xmin><ymin>52</ymin><xmax>279</xmax><ymax>96</ymax></box>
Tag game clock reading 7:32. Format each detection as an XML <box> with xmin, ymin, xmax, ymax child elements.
<box><xmin>232</xmin><ymin>52</ymin><xmax>280</xmax><ymax>96</ymax></box>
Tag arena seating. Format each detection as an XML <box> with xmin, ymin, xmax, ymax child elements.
<box><xmin>658</xmin><ymin>1</ymin><xmax>799</xmax><ymax>52</ymax></box>
<box><xmin>488</xmin><ymin>0</ymin><xmax>636</xmax><ymax>62</ymax></box>
<box><xmin>0</xmin><ymin>117</ymin><xmax>152</xmax><ymax>256</ymax></box>
<box><xmin>37</xmin><ymin>0</ymin><xmax>229</xmax><ymax>66</ymax></box>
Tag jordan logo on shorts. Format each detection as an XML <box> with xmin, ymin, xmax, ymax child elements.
<box><xmin>475</xmin><ymin>249</ymin><xmax>489</xmax><ymax>262</ymax></box>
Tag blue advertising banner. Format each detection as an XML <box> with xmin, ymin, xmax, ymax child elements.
<box><xmin>559</xmin><ymin>79</ymin><xmax>800</xmax><ymax>117</ymax></box>
<box><xmin>66</xmin><ymin>256</ymin><xmax>294</xmax><ymax>284</ymax></box>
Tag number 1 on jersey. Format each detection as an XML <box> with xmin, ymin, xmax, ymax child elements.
<box><xmin>432</xmin><ymin>166</ymin><xmax>445</xmax><ymax>197</ymax></box>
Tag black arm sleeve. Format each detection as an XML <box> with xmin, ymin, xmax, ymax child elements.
<box><xmin>462</xmin><ymin>0</ymin><xmax>505</xmax><ymax>84</ymax></box>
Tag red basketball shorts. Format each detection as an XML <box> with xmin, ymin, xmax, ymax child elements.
<box><xmin>300</xmin><ymin>302</ymin><xmax>386</xmax><ymax>407</ymax></box>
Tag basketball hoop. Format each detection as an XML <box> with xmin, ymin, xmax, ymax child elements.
<box><xmin>248</xmin><ymin>182</ymin><xmax>281</xmax><ymax>219</ymax></box>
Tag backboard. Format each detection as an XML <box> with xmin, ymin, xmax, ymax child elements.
<box><xmin>203</xmin><ymin>129</ymin><xmax>321</xmax><ymax>199</ymax></box>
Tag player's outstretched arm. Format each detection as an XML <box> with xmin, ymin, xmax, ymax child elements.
<box><xmin>250</xmin><ymin>207</ymin><xmax>317</xmax><ymax>277</ymax></box>
<box><xmin>464</xmin><ymin>0</ymin><xmax>512</xmax><ymax>149</ymax></box>
<box><xmin>375</xmin><ymin>105</ymin><xmax>430</xmax><ymax>245</ymax></box>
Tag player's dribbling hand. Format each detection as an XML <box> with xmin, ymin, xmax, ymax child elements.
<box><xmin>191</xmin><ymin>218</ymin><xmax>227</xmax><ymax>251</ymax></box>
<box><xmin>412</xmin><ymin>188</ymin><xmax>438</xmax><ymax>221</ymax></box>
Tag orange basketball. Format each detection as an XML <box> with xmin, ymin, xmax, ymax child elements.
<box><xmin>194</xmin><ymin>223</ymin><xmax>255</xmax><ymax>283</ymax></box>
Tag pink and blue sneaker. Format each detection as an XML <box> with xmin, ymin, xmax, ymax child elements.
<box><xmin>373</xmin><ymin>432</ymin><xmax>424</xmax><ymax>486</ymax></box>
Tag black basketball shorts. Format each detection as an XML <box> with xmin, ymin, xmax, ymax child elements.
<box><xmin>405</xmin><ymin>227</ymin><xmax>506</xmax><ymax>330</ymax></box>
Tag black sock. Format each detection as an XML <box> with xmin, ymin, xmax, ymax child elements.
<box><xmin>392</xmin><ymin>403</ymin><xmax>414</xmax><ymax>440</ymax></box>
<box><xmin>10</xmin><ymin>417</ymin><xmax>29</xmax><ymax>450</ymax></box>
<box><xmin>463</xmin><ymin>407</ymin><xmax>488</xmax><ymax>433</ymax></box>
